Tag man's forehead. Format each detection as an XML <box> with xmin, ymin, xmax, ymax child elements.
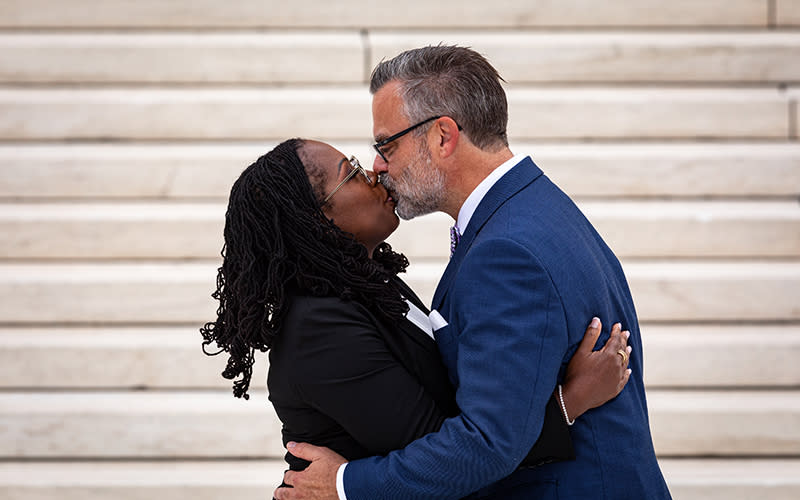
<box><xmin>372</xmin><ymin>83</ymin><xmax>405</xmax><ymax>139</ymax></box>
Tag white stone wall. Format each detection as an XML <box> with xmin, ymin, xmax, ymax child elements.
<box><xmin>0</xmin><ymin>1</ymin><xmax>798</xmax><ymax>498</ymax></box>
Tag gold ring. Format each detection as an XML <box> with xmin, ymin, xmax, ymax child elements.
<box><xmin>617</xmin><ymin>349</ymin><xmax>628</xmax><ymax>365</ymax></box>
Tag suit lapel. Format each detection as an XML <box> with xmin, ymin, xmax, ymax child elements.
<box><xmin>431</xmin><ymin>157</ymin><xmax>544</xmax><ymax>310</ymax></box>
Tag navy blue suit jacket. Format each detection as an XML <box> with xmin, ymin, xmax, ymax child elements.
<box><xmin>344</xmin><ymin>157</ymin><xmax>671</xmax><ymax>499</ymax></box>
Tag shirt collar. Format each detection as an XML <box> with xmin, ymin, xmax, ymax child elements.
<box><xmin>456</xmin><ymin>153</ymin><xmax>528</xmax><ymax>234</ymax></box>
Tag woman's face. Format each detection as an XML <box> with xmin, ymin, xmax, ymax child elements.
<box><xmin>304</xmin><ymin>141</ymin><xmax>399</xmax><ymax>254</ymax></box>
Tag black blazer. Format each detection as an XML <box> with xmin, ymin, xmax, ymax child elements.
<box><xmin>267</xmin><ymin>278</ymin><xmax>573</xmax><ymax>472</ymax></box>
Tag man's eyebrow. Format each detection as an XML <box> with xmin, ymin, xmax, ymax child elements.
<box><xmin>373</xmin><ymin>131</ymin><xmax>390</xmax><ymax>143</ymax></box>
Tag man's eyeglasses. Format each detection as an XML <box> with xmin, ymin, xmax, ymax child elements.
<box><xmin>323</xmin><ymin>156</ymin><xmax>372</xmax><ymax>204</ymax></box>
<box><xmin>372</xmin><ymin>116</ymin><xmax>441</xmax><ymax>163</ymax></box>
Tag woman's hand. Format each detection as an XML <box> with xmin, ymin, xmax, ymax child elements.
<box><xmin>559</xmin><ymin>318</ymin><xmax>631</xmax><ymax>421</ymax></box>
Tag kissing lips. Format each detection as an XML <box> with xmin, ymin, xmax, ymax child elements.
<box><xmin>378</xmin><ymin>175</ymin><xmax>398</xmax><ymax>206</ymax></box>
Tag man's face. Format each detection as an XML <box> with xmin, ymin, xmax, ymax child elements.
<box><xmin>371</xmin><ymin>82</ymin><xmax>446</xmax><ymax>220</ymax></box>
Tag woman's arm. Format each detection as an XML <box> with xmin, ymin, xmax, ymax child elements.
<box><xmin>519</xmin><ymin>318</ymin><xmax>631</xmax><ymax>467</ymax></box>
<box><xmin>559</xmin><ymin>318</ymin><xmax>632</xmax><ymax>423</ymax></box>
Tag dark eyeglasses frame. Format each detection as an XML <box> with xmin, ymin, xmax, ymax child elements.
<box><xmin>322</xmin><ymin>155</ymin><xmax>372</xmax><ymax>204</ymax></box>
<box><xmin>372</xmin><ymin>115</ymin><xmax>442</xmax><ymax>163</ymax></box>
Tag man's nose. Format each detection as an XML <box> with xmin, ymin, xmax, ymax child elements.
<box><xmin>372</xmin><ymin>154</ymin><xmax>388</xmax><ymax>174</ymax></box>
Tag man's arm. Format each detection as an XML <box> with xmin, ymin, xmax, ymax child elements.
<box><xmin>275</xmin><ymin>293</ymin><xmax>632</xmax><ymax>500</ymax></box>
<box><xmin>340</xmin><ymin>238</ymin><xmax>567</xmax><ymax>500</ymax></box>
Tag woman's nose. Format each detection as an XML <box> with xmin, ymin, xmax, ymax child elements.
<box><xmin>368</xmin><ymin>169</ymin><xmax>380</xmax><ymax>186</ymax></box>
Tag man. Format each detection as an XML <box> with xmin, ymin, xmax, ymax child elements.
<box><xmin>274</xmin><ymin>45</ymin><xmax>671</xmax><ymax>500</ymax></box>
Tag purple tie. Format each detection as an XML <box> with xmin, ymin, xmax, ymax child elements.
<box><xmin>449</xmin><ymin>225</ymin><xmax>461</xmax><ymax>258</ymax></box>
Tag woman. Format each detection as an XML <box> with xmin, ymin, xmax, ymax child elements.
<box><xmin>200</xmin><ymin>139</ymin><xmax>631</xmax><ymax>475</ymax></box>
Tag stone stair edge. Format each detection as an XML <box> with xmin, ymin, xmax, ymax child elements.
<box><xmin>2</xmin><ymin>30</ymin><xmax>799</xmax><ymax>85</ymax></box>
<box><xmin>0</xmin><ymin>388</ymin><xmax>797</xmax><ymax>408</ymax></box>
<box><xmin>1</xmin><ymin>199</ymin><xmax>797</xmax><ymax>217</ymax></box>
<box><xmin>0</xmin><ymin>457</ymin><xmax>797</xmax><ymax>484</ymax></box>
<box><xmin>1</xmin><ymin>324</ymin><xmax>797</xmax><ymax>389</ymax></box>
<box><xmin>0</xmin><ymin>0</ymin><xmax>774</xmax><ymax>29</ymax></box>
<box><xmin>3</xmin><ymin>259</ymin><xmax>799</xmax><ymax>276</ymax></box>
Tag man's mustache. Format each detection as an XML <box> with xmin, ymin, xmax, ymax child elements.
<box><xmin>378</xmin><ymin>173</ymin><xmax>394</xmax><ymax>191</ymax></box>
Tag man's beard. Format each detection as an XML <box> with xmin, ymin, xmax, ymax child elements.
<box><xmin>379</xmin><ymin>141</ymin><xmax>446</xmax><ymax>220</ymax></box>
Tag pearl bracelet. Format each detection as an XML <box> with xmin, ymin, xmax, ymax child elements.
<box><xmin>558</xmin><ymin>384</ymin><xmax>575</xmax><ymax>426</ymax></box>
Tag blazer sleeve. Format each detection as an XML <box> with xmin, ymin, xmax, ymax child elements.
<box><xmin>343</xmin><ymin>238</ymin><xmax>570</xmax><ymax>500</ymax></box>
<box><xmin>396</xmin><ymin>275</ymin><xmax>574</xmax><ymax>467</ymax></box>
<box><xmin>287</xmin><ymin>296</ymin><xmax>449</xmax><ymax>455</ymax></box>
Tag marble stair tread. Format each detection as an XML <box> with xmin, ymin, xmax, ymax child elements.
<box><xmin>2</xmin><ymin>142</ymin><xmax>797</xmax><ymax>199</ymax></box>
<box><xmin>369</xmin><ymin>31</ymin><xmax>800</xmax><ymax>83</ymax></box>
<box><xmin>0</xmin><ymin>260</ymin><xmax>798</xmax><ymax>322</ymax></box>
<box><xmin>0</xmin><ymin>325</ymin><xmax>797</xmax><ymax>389</ymax></box>
<box><xmin>0</xmin><ymin>458</ymin><xmax>799</xmax><ymax>499</ymax></box>
<box><xmin>0</xmin><ymin>0</ymin><xmax>771</xmax><ymax>28</ymax></box>
<box><xmin>1</xmin><ymin>200</ymin><xmax>797</xmax><ymax>258</ymax></box>
<box><xmin>0</xmin><ymin>32</ymin><xmax>364</xmax><ymax>84</ymax></box>
<box><xmin>0</xmin><ymin>390</ymin><xmax>797</xmax><ymax>458</ymax></box>
<box><xmin>2</xmin><ymin>31</ymin><xmax>799</xmax><ymax>83</ymax></box>
<box><xmin>0</xmin><ymin>87</ymin><xmax>789</xmax><ymax>140</ymax></box>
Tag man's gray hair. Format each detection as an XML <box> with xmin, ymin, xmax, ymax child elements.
<box><xmin>369</xmin><ymin>45</ymin><xmax>509</xmax><ymax>150</ymax></box>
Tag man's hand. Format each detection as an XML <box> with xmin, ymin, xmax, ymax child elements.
<box><xmin>273</xmin><ymin>442</ymin><xmax>347</xmax><ymax>500</ymax></box>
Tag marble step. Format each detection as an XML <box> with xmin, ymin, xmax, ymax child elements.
<box><xmin>388</xmin><ymin>203</ymin><xmax>800</xmax><ymax>259</ymax></box>
<box><xmin>2</xmin><ymin>32</ymin><xmax>799</xmax><ymax>84</ymax></box>
<box><xmin>0</xmin><ymin>260</ymin><xmax>797</xmax><ymax>323</ymax></box>
<box><xmin>2</xmin><ymin>142</ymin><xmax>797</xmax><ymax>199</ymax></box>
<box><xmin>0</xmin><ymin>87</ymin><xmax>789</xmax><ymax>141</ymax></box>
<box><xmin>368</xmin><ymin>32</ymin><xmax>800</xmax><ymax>83</ymax></box>
<box><xmin>781</xmin><ymin>1</ymin><xmax>800</xmax><ymax>25</ymax></box>
<box><xmin>0</xmin><ymin>0</ymin><xmax>773</xmax><ymax>28</ymax></box>
<box><xmin>0</xmin><ymin>32</ymin><xmax>365</xmax><ymax>84</ymax></box>
<box><xmin>1</xmin><ymin>201</ymin><xmax>797</xmax><ymax>259</ymax></box>
<box><xmin>649</xmin><ymin>390</ymin><xmax>800</xmax><ymax>456</ymax></box>
<box><xmin>642</xmin><ymin>324</ymin><xmax>800</xmax><ymax>388</ymax></box>
<box><xmin>0</xmin><ymin>391</ymin><xmax>285</xmax><ymax>458</ymax></box>
<box><xmin>660</xmin><ymin>458</ymin><xmax>800</xmax><ymax>500</ymax></box>
<box><xmin>0</xmin><ymin>460</ymin><xmax>287</xmax><ymax>500</ymax></box>
<box><xmin>1</xmin><ymin>458</ymin><xmax>798</xmax><ymax>500</ymax></box>
<box><xmin>0</xmin><ymin>390</ymin><xmax>797</xmax><ymax>458</ymax></box>
<box><xmin>0</xmin><ymin>325</ymin><xmax>797</xmax><ymax>389</ymax></box>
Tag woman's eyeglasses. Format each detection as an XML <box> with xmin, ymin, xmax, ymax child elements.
<box><xmin>322</xmin><ymin>156</ymin><xmax>372</xmax><ymax>204</ymax></box>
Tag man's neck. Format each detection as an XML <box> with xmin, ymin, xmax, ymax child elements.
<box><xmin>442</xmin><ymin>147</ymin><xmax>514</xmax><ymax>220</ymax></box>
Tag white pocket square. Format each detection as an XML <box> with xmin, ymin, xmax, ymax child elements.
<box><xmin>429</xmin><ymin>309</ymin><xmax>449</xmax><ymax>330</ymax></box>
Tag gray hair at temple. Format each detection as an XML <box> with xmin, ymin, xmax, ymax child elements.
<box><xmin>369</xmin><ymin>45</ymin><xmax>509</xmax><ymax>151</ymax></box>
